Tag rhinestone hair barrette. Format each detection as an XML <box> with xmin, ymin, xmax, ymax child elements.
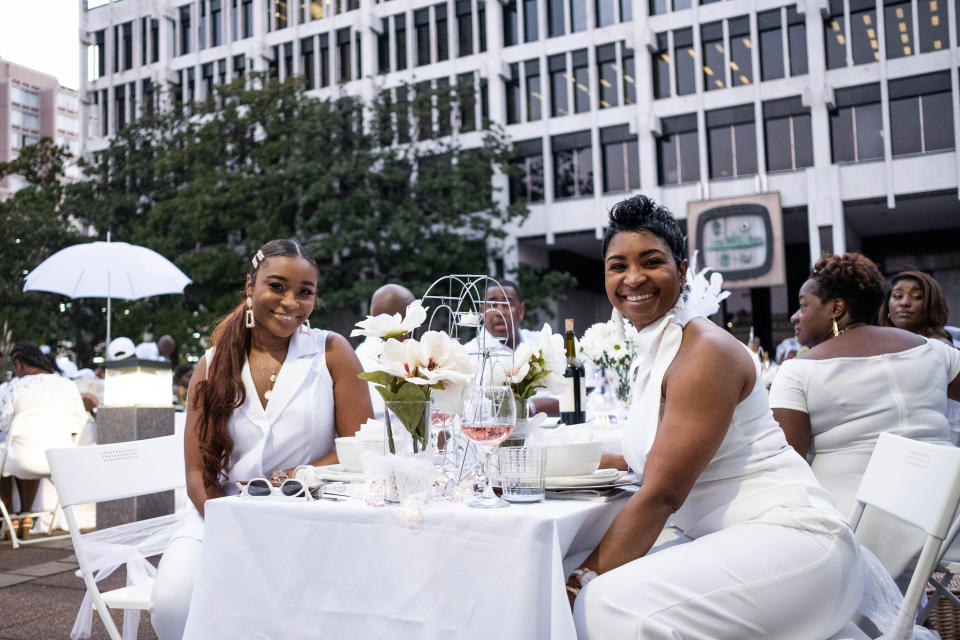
<box><xmin>251</xmin><ymin>249</ymin><xmax>265</xmax><ymax>269</ymax></box>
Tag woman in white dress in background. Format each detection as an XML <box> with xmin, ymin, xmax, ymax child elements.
<box><xmin>571</xmin><ymin>195</ymin><xmax>862</xmax><ymax>640</ymax></box>
<box><xmin>150</xmin><ymin>239</ymin><xmax>372</xmax><ymax>639</ymax></box>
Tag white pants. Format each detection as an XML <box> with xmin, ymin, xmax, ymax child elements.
<box><xmin>151</xmin><ymin>536</ymin><xmax>203</xmax><ymax>640</ymax></box>
<box><xmin>574</xmin><ymin>523</ymin><xmax>862</xmax><ymax>640</ymax></box>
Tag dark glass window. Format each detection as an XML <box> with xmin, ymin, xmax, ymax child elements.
<box><xmin>830</xmin><ymin>84</ymin><xmax>883</xmax><ymax>162</ymax></box>
<box><xmin>657</xmin><ymin>114</ymin><xmax>699</xmax><ymax>185</ymax></box>
<box><xmin>377</xmin><ymin>19</ymin><xmax>390</xmax><ymax>72</ymax></box>
<box><xmin>336</xmin><ymin>28</ymin><xmax>351</xmax><ymax>82</ymax></box>
<box><xmin>233</xmin><ymin>53</ymin><xmax>245</xmax><ymax>79</ymax></box>
<box><xmin>211</xmin><ymin>0</ymin><xmax>222</xmax><ymax>46</ymax></box>
<box><xmin>301</xmin><ymin>37</ymin><xmax>315</xmax><ymax>89</ymax></box>
<box><xmin>458</xmin><ymin>72</ymin><xmax>476</xmax><ymax>131</ymax></box>
<box><xmin>824</xmin><ymin>0</ymin><xmax>846</xmax><ymax>68</ymax></box>
<box><xmin>674</xmin><ymin>0</ymin><xmax>691</xmax><ymax>9</ymax></box>
<box><xmin>510</xmin><ymin>139</ymin><xmax>545</xmax><ymax>203</ymax></box>
<box><xmin>437</xmin><ymin>77</ymin><xmax>452</xmax><ymax>136</ymax></box>
<box><xmin>436</xmin><ymin>5</ymin><xmax>449</xmax><ymax>61</ymax></box>
<box><xmin>620</xmin><ymin>0</ymin><xmax>632</xmax><ymax>22</ymax></box>
<box><xmin>763</xmin><ymin>97</ymin><xmax>813</xmax><ymax>171</ymax></box>
<box><xmin>728</xmin><ymin>17</ymin><xmax>752</xmax><ymax>86</ymax></box>
<box><xmin>478</xmin><ymin>3</ymin><xmax>487</xmax><ymax>50</ymax></box>
<box><xmin>122</xmin><ymin>22</ymin><xmax>133</xmax><ymax>70</ymax></box>
<box><xmin>884</xmin><ymin>1</ymin><xmax>912</xmax><ymax>59</ymax></box>
<box><xmin>548</xmin><ymin>0</ymin><xmax>564</xmax><ymax>37</ymax></box>
<box><xmin>524</xmin><ymin>0</ymin><xmax>539</xmax><ymax>41</ymax></box>
<box><xmin>231</xmin><ymin>0</ymin><xmax>239</xmax><ymax>41</ymax></box>
<box><xmin>319</xmin><ymin>34</ymin><xmax>329</xmax><ymax>86</ymax></box>
<box><xmin>650</xmin><ymin>0</ymin><xmax>667</xmax><ymax>14</ymax></box>
<box><xmin>597</xmin><ymin>44</ymin><xmax>618</xmax><ymax>108</ymax></box>
<box><xmin>274</xmin><ymin>0</ymin><xmax>288</xmax><ymax>29</ymax></box>
<box><xmin>115</xmin><ymin>84</ymin><xmax>126</xmax><ymax>130</ymax></box>
<box><xmin>553</xmin><ymin>131</ymin><xmax>593</xmax><ymax>199</ymax></box>
<box><xmin>94</xmin><ymin>30</ymin><xmax>105</xmax><ymax>77</ymax></box>
<box><xmin>601</xmin><ymin>125</ymin><xmax>640</xmax><ymax>193</ymax></box>
<box><xmin>570</xmin><ymin>0</ymin><xmax>587</xmax><ymax>31</ymax></box>
<box><xmin>919</xmin><ymin>0</ymin><xmax>948</xmax><ymax>52</ymax></box>
<box><xmin>480</xmin><ymin>76</ymin><xmax>489</xmax><ymax>121</ymax></box>
<box><xmin>202</xmin><ymin>62</ymin><xmax>214</xmax><ymax>98</ymax></box>
<box><xmin>890</xmin><ymin>72</ymin><xmax>954</xmax><ymax>154</ymax></box>
<box><xmin>355</xmin><ymin>33</ymin><xmax>362</xmax><ymax>81</ymax></box>
<box><xmin>622</xmin><ymin>45</ymin><xmax>635</xmax><ymax>104</ymax></box>
<box><xmin>702</xmin><ymin>22</ymin><xmax>725</xmax><ymax>91</ymax></box>
<box><xmin>759</xmin><ymin>9</ymin><xmax>784</xmax><ymax>80</ymax></box>
<box><xmin>653</xmin><ymin>32</ymin><xmax>670</xmax><ymax>99</ymax></box>
<box><xmin>506</xmin><ymin>62</ymin><xmax>521</xmax><ymax>123</ymax></box>
<box><xmin>596</xmin><ymin>0</ymin><xmax>615</xmax><ymax>27</ymax></box>
<box><xmin>572</xmin><ymin>49</ymin><xmax>590</xmax><ymax>113</ymax></box>
<box><xmin>396</xmin><ymin>87</ymin><xmax>411</xmax><ymax>143</ymax></box>
<box><xmin>241</xmin><ymin>0</ymin><xmax>253</xmax><ymax>38</ymax></box>
<box><xmin>142</xmin><ymin>78</ymin><xmax>154</xmax><ymax>115</ymax></box>
<box><xmin>457</xmin><ymin>0</ymin><xmax>473</xmax><ymax>55</ymax></box>
<box><xmin>504</xmin><ymin>1</ymin><xmax>518</xmax><ymax>46</ymax></box>
<box><xmin>674</xmin><ymin>28</ymin><xmax>695</xmax><ymax>95</ymax></box>
<box><xmin>395</xmin><ymin>15</ymin><xmax>407</xmax><ymax>70</ymax></box>
<box><xmin>787</xmin><ymin>6</ymin><xmax>807</xmax><ymax>75</ymax></box>
<box><xmin>141</xmin><ymin>18</ymin><xmax>148</xmax><ymax>65</ymax></box>
<box><xmin>151</xmin><ymin>19</ymin><xmax>159</xmax><ymax>62</ymax></box>
<box><xmin>199</xmin><ymin>2</ymin><xmax>207</xmax><ymax>49</ymax></box>
<box><xmin>525</xmin><ymin>59</ymin><xmax>542</xmax><ymax>121</ymax></box>
<box><xmin>186</xmin><ymin>67</ymin><xmax>196</xmax><ymax>103</ymax></box>
<box><xmin>284</xmin><ymin>42</ymin><xmax>293</xmax><ymax>79</ymax></box>
<box><xmin>850</xmin><ymin>0</ymin><xmax>877</xmax><ymax>64</ymax></box>
<box><xmin>707</xmin><ymin>105</ymin><xmax>756</xmax><ymax>178</ymax></box>
<box><xmin>549</xmin><ymin>54</ymin><xmax>569</xmax><ymax>116</ymax></box>
<box><xmin>415</xmin><ymin>9</ymin><xmax>431</xmax><ymax>65</ymax></box>
<box><xmin>179</xmin><ymin>5</ymin><xmax>191</xmax><ymax>55</ymax></box>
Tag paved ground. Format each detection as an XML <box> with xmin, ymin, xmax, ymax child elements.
<box><xmin>0</xmin><ymin>530</ymin><xmax>156</xmax><ymax>639</ymax></box>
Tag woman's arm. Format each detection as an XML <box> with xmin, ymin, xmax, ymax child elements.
<box><xmin>772</xmin><ymin>408</ymin><xmax>812</xmax><ymax>458</ymax></box>
<box><xmin>301</xmin><ymin>332</ymin><xmax>373</xmax><ymax>467</ymax></box>
<box><xmin>183</xmin><ymin>357</ymin><xmax>225</xmax><ymax>518</ymax></box>
<box><xmin>572</xmin><ymin>328</ymin><xmax>753</xmax><ymax>582</ymax></box>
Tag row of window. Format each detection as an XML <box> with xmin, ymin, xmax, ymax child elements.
<box><xmin>10</xmin><ymin>85</ymin><xmax>40</xmax><ymax>110</ymax></box>
<box><xmin>10</xmin><ymin>109</ymin><xmax>40</xmax><ymax>132</ymax></box>
<box><xmin>502</xmin><ymin>0</ymin><xmax>631</xmax><ymax>46</ymax></box>
<box><xmin>376</xmin><ymin>1</ymin><xmax>488</xmax><ymax>74</ymax></box>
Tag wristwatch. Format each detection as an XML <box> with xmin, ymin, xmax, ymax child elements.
<box><xmin>566</xmin><ymin>567</ymin><xmax>599</xmax><ymax>596</ymax></box>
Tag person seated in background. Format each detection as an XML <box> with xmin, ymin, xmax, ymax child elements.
<box><xmin>150</xmin><ymin>239</ymin><xmax>372</xmax><ymax>640</ymax></box>
<box><xmin>769</xmin><ymin>253</ymin><xmax>960</xmax><ymax>583</ymax></box>
<box><xmin>355</xmin><ymin>283</ymin><xmax>416</xmax><ymax>421</ymax></box>
<box><xmin>463</xmin><ymin>280</ymin><xmax>560</xmax><ymax>417</ymax></box>
<box><xmin>0</xmin><ymin>342</ymin><xmax>86</xmax><ymax>534</ymax></box>
<box><xmin>172</xmin><ymin>363</ymin><xmax>195</xmax><ymax>407</ymax></box>
<box><xmin>158</xmin><ymin>335</ymin><xmax>177</xmax><ymax>364</ymax></box>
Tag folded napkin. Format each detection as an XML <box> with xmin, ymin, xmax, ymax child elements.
<box><xmin>525</xmin><ymin>423</ymin><xmax>596</xmax><ymax>446</ymax></box>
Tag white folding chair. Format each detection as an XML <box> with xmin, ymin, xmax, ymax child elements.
<box><xmin>828</xmin><ymin>433</ymin><xmax>960</xmax><ymax>640</ymax></box>
<box><xmin>0</xmin><ymin>408</ymin><xmax>87</xmax><ymax>548</ymax></box>
<box><xmin>46</xmin><ymin>435</ymin><xmax>185</xmax><ymax>640</ymax></box>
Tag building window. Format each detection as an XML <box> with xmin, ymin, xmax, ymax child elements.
<box><xmin>115</xmin><ymin>85</ymin><xmax>126</xmax><ymax>130</ymax></box>
<box><xmin>10</xmin><ymin>86</ymin><xmax>40</xmax><ymax>109</ymax></box>
<box><xmin>572</xmin><ymin>49</ymin><xmax>590</xmax><ymax>113</ymax></box>
<box><xmin>504</xmin><ymin>1</ymin><xmax>518</xmax><ymax>46</ymax></box>
<box><xmin>355</xmin><ymin>33</ymin><xmax>362</xmax><ymax>81</ymax></box>
<box><xmin>437</xmin><ymin>77</ymin><xmax>452</xmax><ymax>136</ymax></box>
<box><xmin>396</xmin><ymin>87</ymin><xmax>411</xmax><ymax>143</ymax></box>
<box><xmin>415</xmin><ymin>9</ymin><xmax>431</xmax><ymax>65</ymax></box>
<box><xmin>759</xmin><ymin>9</ymin><xmax>784</xmax><ymax>81</ymax></box>
<box><xmin>653</xmin><ymin>32</ymin><xmax>670</xmax><ymax>99</ymax></box>
<box><xmin>850</xmin><ymin>0</ymin><xmax>878</xmax><ymax>64</ymax></box>
<box><xmin>570</xmin><ymin>0</ymin><xmax>587</xmax><ymax>32</ymax></box>
<box><xmin>885</xmin><ymin>1</ymin><xmax>912</xmax><ymax>59</ymax></box>
<box><xmin>524</xmin><ymin>0</ymin><xmax>538</xmax><ymax>42</ymax></box>
<box><xmin>141</xmin><ymin>17</ymin><xmax>148</xmax><ymax>65</ymax></box>
<box><xmin>11</xmin><ymin>108</ymin><xmax>40</xmax><ymax>131</ymax></box>
<box><xmin>890</xmin><ymin>72</ymin><xmax>954</xmax><ymax>155</ymax></box>
<box><xmin>202</xmin><ymin>62</ymin><xmax>214</xmax><ymax>99</ymax></box>
<box><xmin>675</xmin><ymin>28</ymin><xmax>696</xmax><ymax>96</ymax></box>
<box><xmin>919</xmin><ymin>0</ymin><xmax>947</xmax><ymax>52</ymax></box>
<box><xmin>93</xmin><ymin>30</ymin><xmax>105</xmax><ymax>78</ymax></box>
<box><xmin>553</xmin><ymin>131</ymin><xmax>593</xmax><ymax>199</ymax></box>
<box><xmin>199</xmin><ymin>0</ymin><xmax>207</xmax><ymax>48</ymax></box>
<box><xmin>601</xmin><ymin>125</ymin><xmax>640</xmax><ymax>193</ymax></box>
<box><xmin>787</xmin><ymin>6</ymin><xmax>807</xmax><ymax>74</ymax></box>
<box><xmin>458</xmin><ymin>72</ymin><xmax>476</xmax><ymax>131</ymax></box>
<box><xmin>596</xmin><ymin>0</ymin><xmax>615</xmax><ymax>27</ymax></box>
<box><xmin>113</xmin><ymin>25</ymin><xmax>120</xmax><ymax>72</ymax></box>
<box><xmin>510</xmin><ymin>139</ymin><xmax>544</xmax><ymax>203</ymax></box>
<box><xmin>650</xmin><ymin>0</ymin><xmax>668</xmax><ymax>15</ymax></box>
<box><xmin>596</xmin><ymin>44</ymin><xmax>618</xmax><ymax>108</ymax></box>
<box><xmin>456</xmin><ymin>0</ymin><xmax>473</xmax><ymax>55</ymax></box>
<box><xmin>525</xmin><ymin>59</ymin><xmax>542</xmax><ymax>121</ymax></box>
<box><xmin>211</xmin><ymin>0</ymin><xmax>222</xmax><ymax>46</ymax></box>
<box><xmin>301</xmin><ymin>37</ymin><xmax>315</xmax><ymax>89</ymax></box>
<box><xmin>506</xmin><ymin>62</ymin><xmax>521</xmax><ymax>124</ymax></box>
<box><xmin>763</xmin><ymin>96</ymin><xmax>813</xmax><ymax>171</ymax></box>
<box><xmin>283</xmin><ymin>42</ymin><xmax>294</xmax><ymax>79</ymax></box>
<box><xmin>547</xmin><ymin>0</ymin><xmax>564</xmax><ymax>37</ymax></box>
<box><xmin>436</xmin><ymin>5</ymin><xmax>449</xmax><ymax>61</ymax></box>
<box><xmin>478</xmin><ymin>2</ymin><xmax>487</xmax><ymax>51</ymax></box>
<box><xmin>414</xmin><ymin>81</ymin><xmax>434</xmax><ymax>140</ymax></box>
<box><xmin>273</xmin><ymin>0</ymin><xmax>288</xmax><ymax>29</ymax></box>
<box><xmin>657</xmin><ymin>114</ymin><xmax>699</xmax><ymax>185</ymax></box>
<box><xmin>231</xmin><ymin>0</ymin><xmax>239</xmax><ymax>40</ymax></box>
<box><xmin>395</xmin><ymin>15</ymin><xmax>407</xmax><ymax>70</ymax></box>
<box><xmin>121</xmin><ymin>22</ymin><xmax>133</xmax><ymax>70</ymax></box>
<box><xmin>233</xmin><ymin>53</ymin><xmax>245</xmax><ymax>79</ymax></box>
<box><xmin>377</xmin><ymin>20</ymin><xmax>390</xmax><ymax>73</ymax></box>
<box><xmin>179</xmin><ymin>5</ymin><xmax>191</xmax><ymax>55</ymax></box>
<box><xmin>830</xmin><ymin>83</ymin><xmax>883</xmax><ymax>162</ymax></box>
<box><xmin>728</xmin><ymin>17</ymin><xmax>752</xmax><ymax>86</ymax></box>
<box><xmin>702</xmin><ymin>22</ymin><xmax>724</xmax><ymax>91</ymax></box>
<box><xmin>319</xmin><ymin>34</ymin><xmax>329</xmax><ymax>85</ymax></box>
<box><xmin>241</xmin><ymin>0</ymin><xmax>253</xmax><ymax>38</ymax></box>
<box><xmin>336</xmin><ymin>28</ymin><xmax>351</xmax><ymax>82</ymax></box>
<box><xmin>620</xmin><ymin>0</ymin><xmax>631</xmax><ymax>22</ymax></box>
<box><xmin>622</xmin><ymin>44</ymin><xmax>635</xmax><ymax>104</ymax></box>
<box><xmin>824</xmin><ymin>0</ymin><xmax>846</xmax><ymax>68</ymax></box>
<box><xmin>549</xmin><ymin>54</ymin><xmax>569</xmax><ymax>116</ymax></box>
<box><xmin>707</xmin><ymin>105</ymin><xmax>757</xmax><ymax>179</ymax></box>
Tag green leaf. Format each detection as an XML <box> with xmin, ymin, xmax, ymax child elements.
<box><xmin>358</xmin><ymin>371</ymin><xmax>397</xmax><ymax>388</ymax></box>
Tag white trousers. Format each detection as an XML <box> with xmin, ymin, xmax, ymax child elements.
<box><xmin>151</xmin><ymin>536</ymin><xmax>203</xmax><ymax>640</ymax></box>
<box><xmin>573</xmin><ymin>523</ymin><xmax>862</xmax><ymax>640</ymax></box>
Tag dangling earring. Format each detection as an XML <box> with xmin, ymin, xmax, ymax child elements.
<box><xmin>832</xmin><ymin>318</ymin><xmax>839</xmax><ymax>338</ymax></box>
<box><xmin>245</xmin><ymin>297</ymin><xmax>255</xmax><ymax>328</ymax></box>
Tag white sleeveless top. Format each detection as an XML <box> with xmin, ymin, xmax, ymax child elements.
<box><xmin>174</xmin><ymin>327</ymin><xmax>336</xmax><ymax>540</ymax></box>
<box><xmin>623</xmin><ymin>300</ymin><xmax>848</xmax><ymax>540</ymax></box>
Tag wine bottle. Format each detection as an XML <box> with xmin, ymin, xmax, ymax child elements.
<box><xmin>559</xmin><ymin>318</ymin><xmax>586</xmax><ymax>425</ymax></box>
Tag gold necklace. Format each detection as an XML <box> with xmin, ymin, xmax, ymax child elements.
<box><xmin>253</xmin><ymin>355</ymin><xmax>285</xmax><ymax>401</ymax></box>
<box><xmin>837</xmin><ymin>323</ymin><xmax>864</xmax><ymax>336</ymax></box>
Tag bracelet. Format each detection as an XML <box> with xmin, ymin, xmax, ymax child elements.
<box><xmin>566</xmin><ymin>567</ymin><xmax>599</xmax><ymax>598</ymax></box>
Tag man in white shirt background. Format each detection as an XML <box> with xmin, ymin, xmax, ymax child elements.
<box><xmin>355</xmin><ymin>284</ymin><xmax>416</xmax><ymax>420</ymax></box>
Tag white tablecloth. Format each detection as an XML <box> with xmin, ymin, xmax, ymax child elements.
<box><xmin>183</xmin><ymin>495</ymin><xmax>625</xmax><ymax>639</ymax></box>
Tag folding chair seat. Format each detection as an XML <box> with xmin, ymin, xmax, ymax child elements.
<box><xmin>0</xmin><ymin>408</ymin><xmax>87</xmax><ymax>548</ymax></box>
<box><xmin>46</xmin><ymin>435</ymin><xmax>185</xmax><ymax>640</ymax></box>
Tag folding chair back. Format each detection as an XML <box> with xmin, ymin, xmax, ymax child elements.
<box><xmin>848</xmin><ymin>433</ymin><xmax>960</xmax><ymax>640</ymax></box>
<box><xmin>46</xmin><ymin>435</ymin><xmax>186</xmax><ymax>640</ymax></box>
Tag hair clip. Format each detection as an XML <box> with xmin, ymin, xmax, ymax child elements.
<box><xmin>252</xmin><ymin>249</ymin><xmax>265</xmax><ymax>269</ymax></box>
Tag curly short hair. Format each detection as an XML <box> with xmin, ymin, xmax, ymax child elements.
<box><xmin>601</xmin><ymin>194</ymin><xmax>686</xmax><ymax>267</ymax></box>
<box><xmin>809</xmin><ymin>253</ymin><xmax>885</xmax><ymax>324</ymax></box>
<box><xmin>878</xmin><ymin>270</ymin><xmax>950</xmax><ymax>338</ymax></box>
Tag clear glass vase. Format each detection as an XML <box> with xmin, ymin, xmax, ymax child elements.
<box><xmin>383</xmin><ymin>400</ymin><xmax>430</xmax><ymax>455</ymax></box>
<box><xmin>502</xmin><ymin>397</ymin><xmax>530</xmax><ymax>447</ymax></box>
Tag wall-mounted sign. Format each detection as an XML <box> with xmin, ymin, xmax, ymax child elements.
<box><xmin>687</xmin><ymin>193</ymin><xmax>785</xmax><ymax>288</ymax></box>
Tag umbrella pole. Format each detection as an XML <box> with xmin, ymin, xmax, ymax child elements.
<box><xmin>106</xmin><ymin>296</ymin><xmax>111</xmax><ymax>348</ymax></box>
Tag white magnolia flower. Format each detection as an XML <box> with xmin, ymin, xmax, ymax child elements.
<box><xmin>538</xmin><ymin>324</ymin><xmax>569</xmax><ymax>395</ymax></box>
<box><xmin>415</xmin><ymin>331</ymin><xmax>475</xmax><ymax>387</ymax></box>
<box><xmin>379</xmin><ymin>337</ymin><xmax>431</xmax><ymax>385</ymax></box>
<box><xmin>350</xmin><ymin>299</ymin><xmax>428</xmax><ymax>340</ymax></box>
<box><xmin>498</xmin><ymin>342</ymin><xmax>533</xmax><ymax>384</ymax></box>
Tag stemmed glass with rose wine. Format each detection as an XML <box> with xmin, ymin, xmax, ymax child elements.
<box><xmin>460</xmin><ymin>385</ymin><xmax>516</xmax><ymax>508</ymax></box>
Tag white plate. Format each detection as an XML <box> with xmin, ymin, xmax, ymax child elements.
<box><xmin>545</xmin><ymin>468</ymin><xmax>626</xmax><ymax>488</ymax></box>
<box><xmin>313</xmin><ymin>464</ymin><xmax>364</xmax><ymax>482</ymax></box>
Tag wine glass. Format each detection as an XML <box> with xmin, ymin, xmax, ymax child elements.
<box><xmin>429</xmin><ymin>397</ymin><xmax>456</xmax><ymax>456</ymax></box>
<box><xmin>460</xmin><ymin>385</ymin><xmax>516</xmax><ymax>508</ymax></box>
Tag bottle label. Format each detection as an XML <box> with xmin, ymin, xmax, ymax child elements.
<box><xmin>559</xmin><ymin>378</ymin><xmax>576</xmax><ymax>412</ymax></box>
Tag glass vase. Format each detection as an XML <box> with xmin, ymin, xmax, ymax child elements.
<box><xmin>383</xmin><ymin>400</ymin><xmax>431</xmax><ymax>455</ymax></box>
<box><xmin>502</xmin><ymin>397</ymin><xmax>530</xmax><ymax>447</ymax></box>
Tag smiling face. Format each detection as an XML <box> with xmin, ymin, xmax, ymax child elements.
<box><xmin>604</xmin><ymin>230</ymin><xmax>687</xmax><ymax>330</ymax></box>
<box><xmin>887</xmin><ymin>278</ymin><xmax>927</xmax><ymax>333</ymax></box>
<box><xmin>790</xmin><ymin>279</ymin><xmax>836</xmax><ymax>347</ymax></box>
<box><xmin>245</xmin><ymin>256</ymin><xmax>318</xmax><ymax>340</ymax></box>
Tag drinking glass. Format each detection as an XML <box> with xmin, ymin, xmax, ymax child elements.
<box><xmin>461</xmin><ymin>385</ymin><xmax>516</xmax><ymax>508</ymax></box>
<box><xmin>429</xmin><ymin>397</ymin><xmax>456</xmax><ymax>456</ymax></box>
<box><xmin>498</xmin><ymin>446</ymin><xmax>546</xmax><ymax>502</ymax></box>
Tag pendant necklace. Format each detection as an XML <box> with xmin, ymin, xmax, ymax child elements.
<box><xmin>254</xmin><ymin>356</ymin><xmax>284</xmax><ymax>401</ymax></box>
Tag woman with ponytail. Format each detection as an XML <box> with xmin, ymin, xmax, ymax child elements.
<box><xmin>151</xmin><ymin>239</ymin><xmax>372</xmax><ymax>639</ymax></box>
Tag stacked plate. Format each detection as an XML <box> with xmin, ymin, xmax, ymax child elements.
<box><xmin>545</xmin><ymin>468</ymin><xmax>633</xmax><ymax>490</ymax></box>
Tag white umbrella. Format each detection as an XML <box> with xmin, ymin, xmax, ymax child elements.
<box><xmin>23</xmin><ymin>239</ymin><xmax>192</xmax><ymax>346</ymax></box>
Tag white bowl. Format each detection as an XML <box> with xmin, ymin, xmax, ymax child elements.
<box><xmin>335</xmin><ymin>437</ymin><xmax>383</xmax><ymax>472</ymax></box>
<box><xmin>543</xmin><ymin>441</ymin><xmax>603</xmax><ymax>477</ymax></box>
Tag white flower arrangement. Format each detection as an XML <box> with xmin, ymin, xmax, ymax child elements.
<box><xmin>350</xmin><ymin>299</ymin><xmax>428</xmax><ymax>341</ymax></box>
<box><xmin>490</xmin><ymin>324</ymin><xmax>568</xmax><ymax>404</ymax></box>
<box><xmin>579</xmin><ymin>317</ymin><xmax>639</xmax><ymax>404</ymax></box>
